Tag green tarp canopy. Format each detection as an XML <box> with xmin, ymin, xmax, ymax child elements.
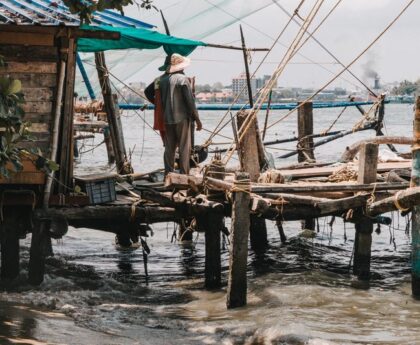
<box><xmin>78</xmin><ymin>25</ymin><xmax>207</xmax><ymax>56</ymax></box>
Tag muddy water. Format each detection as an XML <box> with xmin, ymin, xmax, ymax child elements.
<box><xmin>0</xmin><ymin>104</ymin><xmax>418</xmax><ymax>345</ymax></box>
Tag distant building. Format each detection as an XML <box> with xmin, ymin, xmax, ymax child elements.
<box><xmin>232</xmin><ymin>72</ymin><xmax>257</xmax><ymax>100</ymax></box>
<box><xmin>256</xmin><ymin>75</ymin><xmax>276</xmax><ymax>90</ymax></box>
<box><xmin>196</xmin><ymin>89</ymin><xmax>233</xmax><ymax>103</ymax></box>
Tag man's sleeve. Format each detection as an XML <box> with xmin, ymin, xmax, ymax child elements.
<box><xmin>180</xmin><ymin>79</ymin><xmax>200</xmax><ymax>122</ymax></box>
<box><xmin>144</xmin><ymin>82</ymin><xmax>155</xmax><ymax>104</ymax></box>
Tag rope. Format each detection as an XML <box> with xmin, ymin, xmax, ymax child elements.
<box><xmin>272</xmin><ymin>0</ymin><xmax>377</xmax><ymax>97</ymax></box>
<box><xmin>223</xmin><ymin>0</ymin><xmax>326</xmax><ymax>164</ymax></box>
<box><xmin>203</xmin><ymin>0</ymin><xmax>307</xmax><ymax>146</ymax></box>
<box><xmin>265</xmin><ymin>0</ymin><xmax>415</xmax><ymax>133</ymax></box>
<box><xmin>394</xmin><ymin>190</ymin><xmax>410</xmax><ymax>212</ymax></box>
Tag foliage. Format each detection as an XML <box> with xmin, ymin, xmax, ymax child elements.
<box><xmin>0</xmin><ymin>56</ymin><xmax>58</xmax><ymax>178</ymax></box>
<box><xmin>391</xmin><ymin>79</ymin><xmax>420</xmax><ymax>96</ymax></box>
<box><xmin>63</xmin><ymin>0</ymin><xmax>157</xmax><ymax>23</ymax></box>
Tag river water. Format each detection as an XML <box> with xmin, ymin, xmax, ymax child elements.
<box><xmin>0</xmin><ymin>104</ymin><xmax>418</xmax><ymax>345</ymax></box>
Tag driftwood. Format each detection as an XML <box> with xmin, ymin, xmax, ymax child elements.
<box><xmin>368</xmin><ymin>187</ymin><xmax>420</xmax><ymax>216</ymax></box>
<box><xmin>340</xmin><ymin>136</ymin><xmax>412</xmax><ymax>163</ymax></box>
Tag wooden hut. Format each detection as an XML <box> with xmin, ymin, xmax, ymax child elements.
<box><xmin>0</xmin><ymin>0</ymin><xmax>207</xmax><ymax>284</ymax></box>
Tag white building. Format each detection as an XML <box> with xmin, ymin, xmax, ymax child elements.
<box><xmin>232</xmin><ymin>72</ymin><xmax>257</xmax><ymax>100</ymax></box>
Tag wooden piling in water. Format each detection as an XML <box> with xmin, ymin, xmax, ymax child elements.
<box><xmin>236</xmin><ymin>110</ymin><xmax>268</xmax><ymax>251</ymax></box>
<box><xmin>198</xmin><ymin>209</ymin><xmax>223</xmax><ymax>290</ymax></box>
<box><xmin>28</xmin><ymin>220</ymin><xmax>50</xmax><ymax>285</ymax></box>
<box><xmin>0</xmin><ymin>208</ymin><xmax>21</xmax><ymax>280</ymax></box>
<box><xmin>298</xmin><ymin>101</ymin><xmax>316</xmax><ymax>230</ymax></box>
<box><xmin>353</xmin><ymin>142</ymin><xmax>378</xmax><ymax>281</ymax></box>
<box><xmin>411</xmin><ymin>96</ymin><xmax>420</xmax><ymax>298</ymax></box>
<box><xmin>227</xmin><ymin>172</ymin><xmax>251</xmax><ymax>309</ymax></box>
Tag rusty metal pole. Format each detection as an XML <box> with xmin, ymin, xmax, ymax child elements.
<box><xmin>411</xmin><ymin>96</ymin><xmax>420</xmax><ymax>298</ymax></box>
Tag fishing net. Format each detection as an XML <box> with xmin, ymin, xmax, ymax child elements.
<box><xmin>75</xmin><ymin>0</ymin><xmax>274</xmax><ymax>97</ymax></box>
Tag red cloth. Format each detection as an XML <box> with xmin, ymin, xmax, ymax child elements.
<box><xmin>153</xmin><ymin>79</ymin><xmax>165</xmax><ymax>143</ymax></box>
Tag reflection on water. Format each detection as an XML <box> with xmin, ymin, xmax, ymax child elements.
<box><xmin>0</xmin><ymin>104</ymin><xmax>418</xmax><ymax>345</ymax></box>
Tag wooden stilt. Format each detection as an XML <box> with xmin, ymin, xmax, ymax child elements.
<box><xmin>298</xmin><ymin>101</ymin><xmax>316</xmax><ymax>230</ymax></box>
<box><xmin>297</xmin><ymin>101</ymin><xmax>315</xmax><ymax>162</ymax></box>
<box><xmin>236</xmin><ymin>110</ymin><xmax>268</xmax><ymax>251</ymax></box>
<box><xmin>411</xmin><ymin>96</ymin><xmax>420</xmax><ymax>298</ymax></box>
<box><xmin>0</xmin><ymin>209</ymin><xmax>20</xmax><ymax>280</ymax></box>
<box><xmin>276</xmin><ymin>219</ymin><xmax>287</xmax><ymax>243</ymax></box>
<box><xmin>227</xmin><ymin>172</ymin><xmax>251</xmax><ymax>309</ymax></box>
<box><xmin>353</xmin><ymin>142</ymin><xmax>378</xmax><ymax>281</ymax></box>
<box><xmin>199</xmin><ymin>210</ymin><xmax>223</xmax><ymax>290</ymax></box>
<box><xmin>28</xmin><ymin>220</ymin><xmax>50</xmax><ymax>285</ymax></box>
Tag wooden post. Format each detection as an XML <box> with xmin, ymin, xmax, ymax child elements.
<box><xmin>103</xmin><ymin>126</ymin><xmax>115</xmax><ymax>164</ymax></box>
<box><xmin>276</xmin><ymin>219</ymin><xmax>287</xmax><ymax>243</ymax></box>
<box><xmin>353</xmin><ymin>142</ymin><xmax>378</xmax><ymax>281</ymax></box>
<box><xmin>227</xmin><ymin>172</ymin><xmax>251</xmax><ymax>309</ymax></box>
<box><xmin>297</xmin><ymin>101</ymin><xmax>315</xmax><ymax>162</ymax></box>
<box><xmin>236</xmin><ymin>110</ymin><xmax>268</xmax><ymax>252</ymax></box>
<box><xmin>298</xmin><ymin>101</ymin><xmax>315</xmax><ymax>230</ymax></box>
<box><xmin>95</xmin><ymin>52</ymin><xmax>131</xmax><ymax>174</ymax></box>
<box><xmin>199</xmin><ymin>210</ymin><xmax>223</xmax><ymax>290</ymax></box>
<box><xmin>0</xmin><ymin>209</ymin><xmax>20</xmax><ymax>280</ymax></box>
<box><xmin>58</xmin><ymin>36</ymin><xmax>77</xmax><ymax>194</ymax></box>
<box><xmin>411</xmin><ymin>96</ymin><xmax>420</xmax><ymax>298</ymax></box>
<box><xmin>28</xmin><ymin>220</ymin><xmax>50</xmax><ymax>285</ymax></box>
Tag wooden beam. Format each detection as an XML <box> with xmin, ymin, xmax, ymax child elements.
<box><xmin>340</xmin><ymin>136</ymin><xmax>411</xmax><ymax>162</ymax></box>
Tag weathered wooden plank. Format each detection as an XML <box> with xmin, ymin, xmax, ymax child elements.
<box><xmin>0</xmin><ymin>45</ymin><xmax>58</xmax><ymax>62</ymax></box>
<box><xmin>34</xmin><ymin>205</ymin><xmax>180</xmax><ymax>225</ymax></box>
<box><xmin>277</xmin><ymin>161</ymin><xmax>412</xmax><ymax>179</ymax></box>
<box><xmin>0</xmin><ymin>62</ymin><xmax>57</xmax><ymax>74</ymax></box>
<box><xmin>22</xmin><ymin>102</ymin><xmax>53</xmax><ymax>114</ymax></box>
<box><xmin>10</xmin><ymin>73</ymin><xmax>57</xmax><ymax>88</ymax></box>
<box><xmin>0</xmin><ymin>32</ymin><xmax>54</xmax><ymax>46</ymax></box>
<box><xmin>23</xmin><ymin>112</ymin><xmax>52</xmax><ymax>123</ymax></box>
<box><xmin>22</xmin><ymin>88</ymin><xmax>54</xmax><ymax>102</ymax></box>
<box><xmin>28</xmin><ymin>123</ymin><xmax>50</xmax><ymax>133</ymax></box>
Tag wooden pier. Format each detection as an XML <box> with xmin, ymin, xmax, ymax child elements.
<box><xmin>1</xmin><ymin>6</ymin><xmax>420</xmax><ymax>312</ymax></box>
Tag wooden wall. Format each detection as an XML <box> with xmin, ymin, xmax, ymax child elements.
<box><xmin>0</xmin><ymin>42</ymin><xmax>58</xmax><ymax>155</ymax></box>
<box><xmin>0</xmin><ymin>27</ymin><xmax>77</xmax><ymax>193</ymax></box>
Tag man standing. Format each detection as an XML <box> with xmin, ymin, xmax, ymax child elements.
<box><xmin>145</xmin><ymin>53</ymin><xmax>202</xmax><ymax>175</ymax></box>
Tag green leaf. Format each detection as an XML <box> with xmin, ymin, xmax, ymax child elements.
<box><xmin>6</xmin><ymin>79</ymin><xmax>21</xmax><ymax>95</ymax></box>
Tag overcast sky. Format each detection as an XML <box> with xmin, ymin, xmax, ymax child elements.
<box><xmin>118</xmin><ymin>0</ymin><xmax>420</xmax><ymax>90</ymax></box>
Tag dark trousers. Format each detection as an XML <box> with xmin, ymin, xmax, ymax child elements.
<box><xmin>163</xmin><ymin>119</ymin><xmax>191</xmax><ymax>174</ymax></box>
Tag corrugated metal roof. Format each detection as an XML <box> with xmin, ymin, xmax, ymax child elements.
<box><xmin>0</xmin><ymin>0</ymin><xmax>154</xmax><ymax>28</ymax></box>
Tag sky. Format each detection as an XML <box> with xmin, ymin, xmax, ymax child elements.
<box><xmin>102</xmin><ymin>0</ymin><xmax>420</xmax><ymax>91</ymax></box>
